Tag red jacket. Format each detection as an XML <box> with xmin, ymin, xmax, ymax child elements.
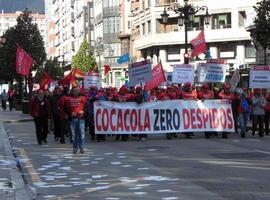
<box><xmin>182</xmin><ymin>90</ymin><xmax>197</xmax><ymax>100</ymax></box>
<box><xmin>198</xmin><ymin>90</ymin><xmax>214</xmax><ymax>100</ymax></box>
<box><xmin>218</xmin><ymin>91</ymin><xmax>235</xmax><ymax>101</ymax></box>
<box><xmin>65</xmin><ymin>95</ymin><xmax>86</xmax><ymax>118</ymax></box>
<box><xmin>30</xmin><ymin>96</ymin><xmax>51</xmax><ymax>118</ymax></box>
<box><xmin>58</xmin><ymin>95</ymin><xmax>68</xmax><ymax>120</ymax></box>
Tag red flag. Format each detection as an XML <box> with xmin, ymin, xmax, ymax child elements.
<box><xmin>16</xmin><ymin>46</ymin><xmax>33</xmax><ymax>75</ymax></box>
<box><xmin>104</xmin><ymin>65</ymin><xmax>111</xmax><ymax>75</ymax></box>
<box><xmin>145</xmin><ymin>62</ymin><xmax>166</xmax><ymax>91</ymax></box>
<box><xmin>191</xmin><ymin>31</ymin><xmax>207</xmax><ymax>57</ymax></box>
<box><xmin>71</xmin><ymin>68</ymin><xmax>84</xmax><ymax>78</ymax></box>
<box><xmin>58</xmin><ymin>73</ymin><xmax>75</xmax><ymax>86</ymax></box>
<box><xmin>40</xmin><ymin>72</ymin><xmax>53</xmax><ymax>90</ymax></box>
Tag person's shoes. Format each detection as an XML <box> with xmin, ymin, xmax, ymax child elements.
<box><xmin>205</xmin><ymin>134</ymin><xmax>210</xmax><ymax>139</ymax></box>
<box><xmin>213</xmin><ymin>132</ymin><xmax>218</xmax><ymax>136</ymax></box>
<box><xmin>252</xmin><ymin>132</ymin><xmax>255</xmax><ymax>136</ymax></box>
<box><xmin>259</xmin><ymin>133</ymin><xmax>264</xmax><ymax>137</ymax></box>
<box><xmin>80</xmin><ymin>148</ymin><xmax>84</xmax><ymax>154</ymax></box>
<box><xmin>43</xmin><ymin>140</ymin><xmax>47</xmax><ymax>144</ymax></box>
<box><xmin>60</xmin><ymin>141</ymin><xmax>65</xmax><ymax>144</ymax></box>
<box><xmin>185</xmin><ymin>135</ymin><xmax>192</xmax><ymax>139</ymax></box>
<box><xmin>241</xmin><ymin>133</ymin><xmax>245</xmax><ymax>138</ymax></box>
<box><xmin>173</xmin><ymin>133</ymin><xmax>178</xmax><ymax>138</ymax></box>
<box><xmin>73</xmin><ymin>148</ymin><xmax>78</xmax><ymax>154</ymax></box>
<box><xmin>55</xmin><ymin>137</ymin><xmax>59</xmax><ymax>141</ymax></box>
<box><xmin>38</xmin><ymin>140</ymin><xmax>42</xmax><ymax>145</ymax></box>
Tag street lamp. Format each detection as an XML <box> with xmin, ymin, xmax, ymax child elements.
<box><xmin>95</xmin><ymin>36</ymin><xmax>103</xmax><ymax>83</ymax></box>
<box><xmin>161</xmin><ymin>0</ymin><xmax>211</xmax><ymax>64</ymax></box>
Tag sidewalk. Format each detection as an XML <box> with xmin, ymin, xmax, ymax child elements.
<box><xmin>0</xmin><ymin>109</ymin><xmax>32</xmax><ymax>200</ymax></box>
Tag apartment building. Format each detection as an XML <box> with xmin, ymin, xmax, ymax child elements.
<box><xmin>0</xmin><ymin>11</ymin><xmax>46</xmax><ymax>43</ymax></box>
<box><xmin>129</xmin><ymin>0</ymin><xmax>258</xmax><ymax>74</ymax></box>
<box><xmin>51</xmin><ymin>0</ymin><xmax>93</xmax><ymax>66</ymax></box>
<box><xmin>94</xmin><ymin>0</ymin><xmax>124</xmax><ymax>88</ymax></box>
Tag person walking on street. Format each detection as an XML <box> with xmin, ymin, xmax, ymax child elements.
<box><xmin>30</xmin><ymin>89</ymin><xmax>51</xmax><ymax>145</ymax></box>
<box><xmin>65</xmin><ymin>86</ymin><xmax>87</xmax><ymax>154</ymax></box>
<box><xmin>252</xmin><ymin>89</ymin><xmax>266</xmax><ymax>137</ymax></box>
<box><xmin>8</xmin><ymin>88</ymin><xmax>15</xmax><ymax>111</ymax></box>
<box><xmin>1</xmin><ymin>89</ymin><xmax>9</xmax><ymax>111</ymax></box>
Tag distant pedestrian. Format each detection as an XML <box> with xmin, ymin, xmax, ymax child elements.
<box><xmin>65</xmin><ymin>86</ymin><xmax>87</xmax><ymax>154</ymax></box>
<box><xmin>252</xmin><ymin>89</ymin><xmax>266</xmax><ymax>137</ymax></box>
<box><xmin>30</xmin><ymin>89</ymin><xmax>51</xmax><ymax>145</ymax></box>
<box><xmin>8</xmin><ymin>88</ymin><xmax>15</xmax><ymax>111</ymax></box>
<box><xmin>1</xmin><ymin>89</ymin><xmax>8</xmax><ymax>111</ymax></box>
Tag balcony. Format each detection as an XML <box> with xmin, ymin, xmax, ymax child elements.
<box><xmin>133</xmin><ymin>28</ymin><xmax>251</xmax><ymax>50</ymax></box>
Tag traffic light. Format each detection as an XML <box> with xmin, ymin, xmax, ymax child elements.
<box><xmin>184</xmin><ymin>52</ymin><xmax>189</xmax><ymax>64</ymax></box>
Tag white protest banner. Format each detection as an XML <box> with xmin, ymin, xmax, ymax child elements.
<box><xmin>129</xmin><ymin>59</ymin><xmax>152</xmax><ymax>86</ymax></box>
<box><xmin>205</xmin><ymin>59</ymin><xmax>227</xmax><ymax>83</ymax></box>
<box><xmin>229</xmin><ymin>70</ymin><xmax>240</xmax><ymax>91</ymax></box>
<box><xmin>249</xmin><ymin>65</ymin><xmax>270</xmax><ymax>89</ymax></box>
<box><xmin>94</xmin><ymin>100</ymin><xmax>234</xmax><ymax>134</ymax></box>
<box><xmin>197</xmin><ymin>63</ymin><xmax>207</xmax><ymax>82</ymax></box>
<box><xmin>172</xmin><ymin>64</ymin><xmax>194</xmax><ymax>84</ymax></box>
<box><xmin>84</xmin><ymin>72</ymin><xmax>100</xmax><ymax>89</ymax></box>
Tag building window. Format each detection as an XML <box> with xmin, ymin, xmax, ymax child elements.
<box><xmin>147</xmin><ymin>20</ymin><xmax>151</xmax><ymax>34</ymax></box>
<box><xmin>218</xmin><ymin>43</ymin><xmax>235</xmax><ymax>59</ymax></box>
<box><xmin>128</xmin><ymin>21</ymin><xmax>131</xmax><ymax>29</ymax></box>
<box><xmin>245</xmin><ymin>44</ymin><xmax>256</xmax><ymax>58</ymax></box>
<box><xmin>212</xmin><ymin>13</ymin><xmax>231</xmax><ymax>29</ymax></box>
<box><xmin>167</xmin><ymin>47</ymin><xmax>181</xmax><ymax>62</ymax></box>
<box><xmin>238</xmin><ymin>11</ymin><xmax>246</xmax><ymax>28</ymax></box>
<box><xmin>142</xmin><ymin>23</ymin><xmax>145</xmax><ymax>35</ymax></box>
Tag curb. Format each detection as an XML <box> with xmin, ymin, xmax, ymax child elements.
<box><xmin>2</xmin><ymin>119</ymin><xmax>33</xmax><ymax>124</ymax></box>
<box><xmin>0</xmin><ymin>122</ymin><xmax>32</xmax><ymax>200</ymax></box>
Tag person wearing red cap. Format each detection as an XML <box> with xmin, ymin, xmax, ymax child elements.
<box><xmin>65</xmin><ymin>86</ymin><xmax>87</xmax><ymax>153</ymax></box>
<box><xmin>181</xmin><ymin>82</ymin><xmax>197</xmax><ymax>139</ymax></box>
<box><xmin>218</xmin><ymin>84</ymin><xmax>235</xmax><ymax>138</ymax></box>
<box><xmin>198</xmin><ymin>84</ymin><xmax>215</xmax><ymax>138</ymax></box>
<box><xmin>30</xmin><ymin>89</ymin><xmax>51</xmax><ymax>145</ymax></box>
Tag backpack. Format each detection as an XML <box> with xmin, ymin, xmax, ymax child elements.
<box><xmin>241</xmin><ymin>97</ymin><xmax>249</xmax><ymax>113</ymax></box>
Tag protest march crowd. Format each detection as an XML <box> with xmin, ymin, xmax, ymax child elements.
<box><xmin>28</xmin><ymin>81</ymin><xmax>270</xmax><ymax>154</ymax></box>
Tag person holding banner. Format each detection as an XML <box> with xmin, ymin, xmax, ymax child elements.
<box><xmin>218</xmin><ymin>84</ymin><xmax>235</xmax><ymax>138</ymax></box>
<box><xmin>252</xmin><ymin>89</ymin><xmax>266</xmax><ymax>137</ymax></box>
<box><xmin>65</xmin><ymin>86</ymin><xmax>87</xmax><ymax>153</ymax></box>
<box><xmin>198</xmin><ymin>84</ymin><xmax>215</xmax><ymax>138</ymax></box>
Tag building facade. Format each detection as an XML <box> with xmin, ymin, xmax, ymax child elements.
<box><xmin>51</xmin><ymin>0</ymin><xmax>94</xmax><ymax>66</ymax></box>
<box><xmin>129</xmin><ymin>0</ymin><xmax>258</xmax><ymax>75</ymax></box>
<box><xmin>0</xmin><ymin>11</ymin><xmax>46</xmax><ymax>42</ymax></box>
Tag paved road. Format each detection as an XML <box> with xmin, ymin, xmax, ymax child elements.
<box><xmin>5</xmin><ymin>120</ymin><xmax>270</xmax><ymax>200</ymax></box>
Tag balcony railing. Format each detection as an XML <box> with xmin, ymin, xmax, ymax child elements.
<box><xmin>212</xmin><ymin>24</ymin><xmax>232</xmax><ymax>29</ymax></box>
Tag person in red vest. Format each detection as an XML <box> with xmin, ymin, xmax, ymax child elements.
<box><xmin>65</xmin><ymin>86</ymin><xmax>87</xmax><ymax>154</ymax></box>
<box><xmin>7</xmin><ymin>87</ymin><xmax>15</xmax><ymax>111</ymax></box>
<box><xmin>181</xmin><ymin>82</ymin><xmax>197</xmax><ymax>139</ymax></box>
<box><xmin>30</xmin><ymin>89</ymin><xmax>51</xmax><ymax>145</ymax></box>
<box><xmin>218</xmin><ymin>84</ymin><xmax>235</xmax><ymax>138</ymax></box>
<box><xmin>198</xmin><ymin>84</ymin><xmax>215</xmax><ymax>138</ymax></box>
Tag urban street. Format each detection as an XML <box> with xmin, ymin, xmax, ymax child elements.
<box><xmin>1</xmin><ymin>110</ymin><xmax>270</xmax><ymax>200</ymax></box>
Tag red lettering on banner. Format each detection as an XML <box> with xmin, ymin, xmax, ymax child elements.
<box><xmin>212</xmin><ymin>109</ymin><xmax>219</xmax><ymax>129</ymax></box>
<box><xmin>110</xmin><ymin>109</ymin><xmax>116</xmax><ymax>131</ymax></box>
<box><xmin>219</xmin><ymin>109</ymin><xmax>227</xmax><ymax>129</ymax></box>
<box><xmin>183</xmin><ymin>109</ymin><xmax>190</xmax><ymax>129</ymax></box>
<box><xmin>130</xmin><ymin>109</ymin><xmax>137</xmax><ymax>131</ymax></box>
<box><xmin>202</xmin><ymin>109</ymin><xmax>209</xmax><ymax>129</ymax></box>
<box><xmin>227</xmin><ymin>108</ymin><xmax>233</xmax><ymax>129</ymax></box>
<box><xmin>96</xmin><ymin>109</ymin><xmax>101</xmax><ymax>131</ymax></box>
<box><xmin>190</xmin><ymin>109</ymin><xmax>196</xmax><ymax>129</ymax></box>
<box><xmin>138</xmin><ymin>110</ymin><xmax>144</xmax><ymax>131</ymax></box>
<box><xmin>117</xmin><ymin>110</ymin><xmax>124</xmax><ymax>131</ymax></box>
<box><xmin>124</xmin><ymin>110</ymin><xmax>130</xmax><ymax>131</ymax></box>
<box><xmin>102</xmin><ymin>109</ymin><xmax>109</xmax><ymax>131</ymax></box>
<box><xmin>196</xmin><ymin>109</ymin><xmax>203</xmax><ymax>129</ymax></box>
<box><xmin>209</xmin><ymin>108</ymin><xmax>213</xmax><ymax>128</ymax></box>
<box><xmin>144</xmin><ymin>109</ymin><xmax>150</xmax><ymax>131</ymax></box>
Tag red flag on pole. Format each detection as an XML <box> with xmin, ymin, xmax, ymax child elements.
<box><xmin>71</xmin><ymin>68</ymin><xmax>84</xmax><ymax>78</ymax></box>
<box><xmin>191</xmin><ymin>30</ymin><xmax>207</xmax><ymax>57</ymax></box>
<box><xmin>16</xmin><ymin>46</ymin><xmax>33</xmax><ymax>75</ymax></box>
<box><xmin>40</xmin><ymin>72</ymin><xmax>53</xmax><ymax>90</ymax></box>
<box><xmin>145</xmin><ymin>62</ymin><xmax>166</xmax><ymax>91</ymax></box>
<box><xmin>104</xmin><ymin>64</ymin><xmax>111</xmax><ymax>75</ymax></box>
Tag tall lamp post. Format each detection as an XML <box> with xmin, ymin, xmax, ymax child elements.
<box><xmin>95</xmin><ymin>36</ymin><xmax>103</xmax><ymax>83</ymax></box>
<box><xmin>161</xmin><ymin>0</ymin><xmax>210</xmax><ymax>64</ymax></box>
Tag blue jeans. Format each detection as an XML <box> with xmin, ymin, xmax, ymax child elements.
<box><xmin>239</xmin><ymin>113</ymin><xmax>249</xmax><ymax>134</ymax></box>
<box><xmin>69</xmin><ymin>118</ymin><xmax>85</xmax><ymax>150</ymax></box>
